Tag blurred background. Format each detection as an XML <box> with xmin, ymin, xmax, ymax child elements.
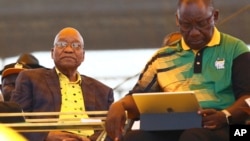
<box><xmin>0</xmin><ymin>0</ymin><xmax>249</xmax><ymax>100</ymax></box>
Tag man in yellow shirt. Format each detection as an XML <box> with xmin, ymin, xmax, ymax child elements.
<box><xmin>11</xmin><ymin>27</ymin><xmax>114</xmax><ymax>141</ymax></box>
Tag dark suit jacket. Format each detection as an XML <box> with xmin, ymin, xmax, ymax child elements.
<box><xmin>0</xmin><ymin>102</ymin><xmax>25</xmax><ymax>123</ymax></box>
<box><xmin>11</xmin><ymin>68</ymin><xmax>114</xmax><ymax>141</ymax></box>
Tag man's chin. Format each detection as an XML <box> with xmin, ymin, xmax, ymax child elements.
<box><xmin>187</xmin><ymin>42</ymin><xmax>206</xmax><ymax>50</ymax></box>
<box><xmin>59</xmin><ymin>62</ymin><xmax>78</xmax><ymax>69</ymax></box>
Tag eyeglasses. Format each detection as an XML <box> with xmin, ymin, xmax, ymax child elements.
<box><xmin>178</xmin><ymin>13</ymin><xmax>214</xmax><ymax>32</ymax></box>
<box><xmin>54</xmin><ymin>41</ymin><xmax>83</xmax><ymax>49</ymax></box>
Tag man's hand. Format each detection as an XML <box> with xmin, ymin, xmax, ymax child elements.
<box><xmin>45</xmin><ymin>131</ymin><xmax>90</xmax><ymax>141</ymax></box>
<box><xmin>105</xmin><ymin>102</ymin><xmax>127</xmax><ymax>141</ymax></box>
<box><xmin>198</xmin><ymin>109</ymin><xmax>227</xmax><ymax>129</ymax></box>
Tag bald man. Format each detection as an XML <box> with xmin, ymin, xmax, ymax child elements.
<box><xmin>11</xmin><ymin>27</ymin><xmax>114</xmax><ymax>141</ymax></box>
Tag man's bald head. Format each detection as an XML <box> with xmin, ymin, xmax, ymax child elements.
<box><xmin>177</xmin><ymin>0</ymin><xmax>214</xmax><ymax>17</ymax></box>
<box><xmin>53</xmin><ymin>27</ymin><xmax>84</xmax><ymax>47</ymax></box>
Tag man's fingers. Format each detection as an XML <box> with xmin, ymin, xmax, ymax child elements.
<box><xmin>204</xmin><ymin>124</ymin><xmax>217</xmax><ymax>129</ymax></box>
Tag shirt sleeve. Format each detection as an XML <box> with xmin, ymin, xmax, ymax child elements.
<box><xmin>232</xmin><ymin>52</ymin><xmax>250</xmax><ymax>98</ymax></box>
<box><xmin>128</xmin><ymin>53</ymin><xmax>162</xmax><ymax>94</ymax></box>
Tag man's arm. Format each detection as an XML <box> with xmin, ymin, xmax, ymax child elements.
<box><xmin>199</xmin><ymin>52</ymin><xmax>250</xmax><ymax>129</ymax></box>
<box><xmin>229</xmin><ymin>52</ymin><xmax>250</xmax><ymax>123</ymax></box>
<box><xmin>119</xmin><ymin>95</ymin><xmax>140</xmax><ymax>119</ymax></box>
<box><xmin>105</xmin><ymin>95</ymin><xmax>140</xmax><ymax>140</ymax></box>
<box><xmin>227</xmin><ymin>95</ymin><xmax>250</xmax><ymax>124</ymax></box>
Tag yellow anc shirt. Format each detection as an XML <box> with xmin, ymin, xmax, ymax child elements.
<box><xmin>56</xmin><ymin>68</ymin><xmax>94</xmax><ymax>137</ymax></box>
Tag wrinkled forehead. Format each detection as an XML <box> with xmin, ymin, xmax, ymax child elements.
<box><xmin>177</xmin><ymin>1</ymin><xmax>213</xmax><ymax>19</ymax></box>
<box><xmin>53</xmin><ymin>28</ymin><xmax>84</xmax><ymax>45</ymax></box>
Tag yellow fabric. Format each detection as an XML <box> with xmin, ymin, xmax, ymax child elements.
<box><xmin>56</xmin><ymin>68</ymin><xmax>94</xmax><ymax>136</ymax></box>
<box><xmin>0</xmin><ymin>124</ymin><xmax>27</xmax><ymax>141</ymax></box>
<box><xmin>181</xmin><ymin>27</ymin><xmax>221</xmax><ymax>51</ymax></box>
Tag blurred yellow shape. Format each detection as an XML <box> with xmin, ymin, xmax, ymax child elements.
<box><xmin>0</xmin><ymin>124</ymin><xmax>27</xmax><ymax>141</ymax></box>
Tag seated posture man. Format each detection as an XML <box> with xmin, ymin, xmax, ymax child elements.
<box><xmin>0</xmin><ymin>53</ymin><xmax>44</xmax><ymax>101</ymax></box>
<box><xmin>11</xmin><ymin>27</ymin><xmax>114</xmax><ymax>141</ymax></box>
<box><xmin>105</xmin><ymin>0</ymin><xmax>250</xmax><ymax>141</ymax></box>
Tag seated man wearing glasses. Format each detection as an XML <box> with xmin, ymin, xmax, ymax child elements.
<box><xmin>105</xmin><ymin>0</ymin><xmax>250</xmax><ymax>141</ymax></box>
<box><xmin>11</xmin><ymin>27</ymin><xmax>114</xmax><ymax>141</ymax></box>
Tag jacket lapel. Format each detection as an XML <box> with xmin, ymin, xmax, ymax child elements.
<box><xmin>81</xmin><ymin>76</ymin><xmax>95</xmax><ymax>111</ymax></box>
<box><xmin>44</xmin><ymin>68</ymin><xmax>62</xmax><ymax>111</ymax></box>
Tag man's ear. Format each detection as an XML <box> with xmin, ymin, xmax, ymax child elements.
<box><xmin>51</xmin><ymin>48</ymin><xmax>54</xmax><ymax>59</ymax></box>
<box><xmin>175</xmin><ymin>14</ymin><xmax>180</xmax><ymax>26</ymax></box>
<box><xmin>82</xmin><ymin>50</ymin><xmax>85</xmax><ymax>62</ymax></box>
<box><xmin>213</xmin><ymin>10</ymin><xmax>219</xmax><ymax>24</ymax></box>
<box><xmin>0</xmin><ymin>84</ymin><xmax>2</xmax><ymax>91</ymax></box>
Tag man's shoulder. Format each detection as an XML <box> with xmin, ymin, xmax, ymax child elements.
<box><xmin>220</xmin><ymin>32</ymin><xmax>249</xmax><ymax>55</ymax></box>
<box><xmin>23</xmin><ymin>67</ymin><xmax>51</xmax><ymax>73</ymax></box>
<box><xmin>220</xmin><ymin>32</ymin><xmax>247</xmax><ymax>44</ymax></box>
<box><xmin>80</xmin><ymin>74</ymin><xmax>103</xmax><ymax>84</ymax></box>
<box><xmin>80</xmin><ymin>74</ymin><xmax>112</xmax><ymax>89</ymax></box>
<box><xmin>20</xmin><ymin>68</ymin><xmax>53</xmax><ymax>77</ymax></box>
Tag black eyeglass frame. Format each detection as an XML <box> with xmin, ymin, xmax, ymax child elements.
<box><xmin>177</xmin><ymin>11</ymin><xmax>215</xmax><ymax>32</ymax></box>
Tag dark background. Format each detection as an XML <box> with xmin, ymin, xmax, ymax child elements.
<box><xmin>0</xmin><ymin>0</ymin><xmax>249</xmax><ymax>58</ymax></box>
